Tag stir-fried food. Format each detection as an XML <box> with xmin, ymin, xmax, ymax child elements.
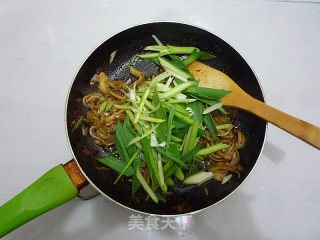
<box><xmin>76</xmin><ymin>37</ymin><xmax>246</xmax><ymax>203</ymax></box>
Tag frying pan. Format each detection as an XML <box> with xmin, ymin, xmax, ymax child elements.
<box><xmin>0</xmin><ymin>22</ymin><xmax>266</xmax><ymax>237</ymax></box>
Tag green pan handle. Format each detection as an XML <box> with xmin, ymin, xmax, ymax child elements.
<box><xmin>0</xmin><ymin>164</ymin><xmax>79</xmax><ymax>238</ymax></box>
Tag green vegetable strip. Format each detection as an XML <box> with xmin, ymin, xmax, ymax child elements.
<box><xmin>157</xmin><ymin>154</ymin><xmax>167</xmax><ymax>193</ymax></box>
<box><xmin>126</xmin><ymin>110</ymin><xmax>142</xmax><ymax>135</ymax></box>
<box><xmin>188</xmin><ymin>101</ymin><xmax>204</xmax><ymax>122</ymax></box>
<box><xmin>171</xmin><ymin>135</ymin><xmax>183</xmax><ymax>142</ymax></box>
<box><xmin>99</xmin><ymin>101</ymin><xmax>107</xmax><ymax>113</ymax></box>
<box><xmin>203</xmin><ymin>102</ymin><xmax>224</xmax><ymax>115</ymax></box>
<box><xmin>155</xmin><ymin>147</ymin><xmax>187</xmax><ymax>167</ymax></box>
<box><xmin>144</xmin><ymin>99</ymin><xmax>157</xmax><ymax>111</ymax></box>
<box><xmin>114</xmin><ymin>150</ymin><xmax>140</xmax><ymax>184</ymax></box>
<box><xmin>163</xmin><ymin>160</ymin><xmax>174</xmax><ymax>174</ymax></box>
<box><xmin>216</xmin><ymin>123</ymin><xmax>233</xmax><ymax>130</ymax></box>
<box><xmin>167</xmin><ymin>45</ymin><xmax>198</xmax><ymax>54</ymax></box>
<box><xmin>149</xmin><ymin>149</ymin><xmax>161</xmax><ymax>188</ymax></box>
<box><xmin>145</xmin><ymin>45</ymin><xmax>167</xmax><ymax>51</ymax></box>
<box><xmin>168</xmin><ymin>55</ymin><xmax>195</xmax><ymax>80</ymax></box>
<box><xmin>105</xmin><ymin>101</ymin><xmax>115</xmax><ymax>112</ymax></box>
<box><xmin>162</xmin><ymin>102</ymin><xmax>190</xmax><ymax>116</ymax></box>
<box><xmin>163</xmin><ymin>68</ymin><xmax>189</xmax><ymax>83</ymax></box>
<box><xmin>219</xmin><ymin>106</ymin><xmax>228</xmax><ymax>114</ymax></box>
<box><xmin>159</xmin><ymin>57</ymin><xmax>192</xmax><ymax>80</ymax></box>
<box><xmin>131</xmin><ymin>154</ymin><xmax>142</xmax><ymax>195</ymax></box>
<box><xmin>164</xmin><ymin>163</ymin><xmax>179</xmax><ymax>179</ymax></box>
<box><xmin>186</xmin><ymin>121</ymin><xmax>200</xmax><ymax>152</ymax></box>
<box><xmin>169</xmin><ymin>108</ymin><xmax>194</xmax><ymax>125</ymax></box>
<box><xmin>151</xmin><ymin>88</ymin><xmax>168</xmax><ymax>143</ymax></box>
<box><xmin>184</xmin><ymin>86</ymin><xmax>231</xmax><ymax>101</ymax></box>
<box><xmin>96</xmin><ymin>156</ymin><xmax>134</xmax><ymax>177</ymax></box>
<box><xmin>115</xmin><ymin>122</ymin><xmax>131</xmax><ymax>162</ymax></box>
<box><xmin>159</xmin><ymin>81</ymin><xmax>194</xmax><ymax>100</ymax></box>
<box><xmin>138</xmin><ymin>46</ymin><xmax>199</xmax><ymax>59</ymax></box>
<box><xmin>127</xmin><ymin>124</ymin><xmax>158</xmax><ymax>146</ymax></box>
<box><xmin>197</xmin><ymin>143</ymin><xmax>229</xmax><ymax>156</ymax></box>
<box><xmin>136</xmin><ymin>167</ymin><xmax>158</xmax><ymax>203</ymax></box>
<box><xmin>165</xmin><ymin>177</ymin><xmax>175</xmax><ymax>186</ymax></box>
<box><xmin>152</xmin><ymin>35</ymin><xmax>164</xmax><ymax>46</ymax></box>
<box><xmin>109</xmin><ymin>50</ymin><xmax>117</xmax><ymax>64</ymax></box>
<box><xmin>203</xmin><ymin>113</ymin><xmax>218</xmax><ymax>141</ymax></box>
<box><xmin>137</xmin><ymin>52</ymin><xmax>162</xmax><ymax>59</ymax></box>
<box><xmin>149</xmin><ymin>71</ymin><xmax>170</xmax><ymax>87</ymax></box>
<box><xmin>197</xmin><ymin>51</ymin><xmax>216</xmax><ymax>61</ymax></box>
<box><xmin>140</xmin><ymin>138</ymin><xmax>157</xmax><ymax>186</ymax></box>
<box><xmin>139</xmin><ymin>116</ymin><xmax>165</xmax><ymax>123</ymax></box>
<box><xmin>183</xmin><ymin>171</ymin><xmax>213</xmax><ymax>185</ymax></box>
<box><xmin>134</xmin><ymin>88</ymin><xmax>150</xmax><ymax>123</ymax></box>
<box><xmin>182</xmin><ymin>126</ymin><xmax>192</xmax><ymax>155</ymax></box>
<box><xmin>183</xmin><ymin>49</ymin><xmax>203</xmax><ymax>66</ymax></box>
<box><xmin>114</xmin><ymin>104</ymin><xmax>135</xmax><ymax>110</ymax></box>
<box><xmin>165</xmin><ymin>105</ymin><xmax>175</xmax><ymax>153</ymax></box>
<box><xmin>174</xmin><ymin>167</ymin><xmax>184</xmax><ymax>180</ymax></box>
<box><xmin>168</xmin><ymin>98</ymin><xmax>197</xmax><ymax>104</ymax></box>
<box><xmin>181</xmin><ymin>144</ymin><xmax>201</xmax><ymax>163</ymax></box>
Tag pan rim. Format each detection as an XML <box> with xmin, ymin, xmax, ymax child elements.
<box><xmin>65</xmin><ymin>20</ymin><xmax>268</xmax><ymax>217</ymax></box>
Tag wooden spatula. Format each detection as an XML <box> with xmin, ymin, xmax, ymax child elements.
<box><xmin>188</xmin><ymin>61</ymin><xmax>320</xmax><ymax>150</ymax></box>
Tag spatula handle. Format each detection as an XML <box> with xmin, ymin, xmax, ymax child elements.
<box><xmin>242</xmin><ymin>96</ymin><xmax>320</xmax><ymax>149</ymax></box>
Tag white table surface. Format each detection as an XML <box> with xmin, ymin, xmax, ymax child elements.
<box><xmin>1</xmin><ymin>1</ymin><xmax>320</xmax><ymax>239</ymax></box>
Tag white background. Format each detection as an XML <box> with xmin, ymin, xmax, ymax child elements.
<box><xmin>1</xmin><ymin>0</ymin><xmax>320</xmax><ymax>239</ymax></box>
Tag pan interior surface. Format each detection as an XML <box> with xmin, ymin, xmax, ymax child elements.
<box><xmin>66</xmin><ymin>22</ymin><xmax>266</xmax><ymax>215</ymax></box>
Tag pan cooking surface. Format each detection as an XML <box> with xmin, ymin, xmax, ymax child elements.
<box><xmin>66</xmin><ymin>22</ymin><xmax>266</xmax><ymax>215</ymax></box>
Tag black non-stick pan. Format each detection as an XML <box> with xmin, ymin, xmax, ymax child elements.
<box><xmin>0</xmin><ymin>22</ymin><xmax>266</xmax><ymax>238</ymax></box>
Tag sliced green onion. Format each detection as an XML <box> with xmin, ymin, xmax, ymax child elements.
<box><xmin>96</xmin><ymin>156</ymin><xmax>134</xmax><ymax>177</ymax></box>
<box><xmin>137</xmin><ymin>52</ymin><xmax>162</xmax><ymax>59</ymax></box>
<box><xmin>126</xmin><ymin>110</ymin><xmax>142</xmax><ymax>134</ymax></box>
<box><xmin>164</xmin><ymin>68</ymin><xmax>189</xmax><ymax>82</ymax></box>
<box><xmin>168</xmin><ymin>98</ymin><xmax>197</xmax><ymax>104</ymax></box>
<box><xmin>183</xmin><ymin>171</ymin><xmax>213</xmax><ymax>185</ymax></box>
<box><xmin>174</xmin><ymin>167</ymin><xmax>184</xmax><ymax>180</ymax></box>
<box><xmin>145</xmin><ymin>46</ymin><xmax>167</xmax><ymax>51</ymax></box>
<box><xmin>186</xmin><ymin>121</ymin><xmax>200</xmax><ymax>152</ymax></box>
<box><xmin>109</xmin><ymin>50</ymin><xmax>117</xmax><ymax>64</ymax></box>
<box><xmin>197</xmin><ymin>143</ymin><xmax>229</xmax><ymax>156</ymax></box>
<box><xmin>140</xmin><ymin>116</ymin><xmax>165</xmax><ymax>123</ymax></box>
<box><xmin>157</xmin><ymin>153</ymin><xmax>167</xmax><ymax>193</ymax></box>
<box><xmin>219</xmin><ymin>106</ymin><xmax>228</xmax><ymax>114</ymax></box>
<box><xmin>159</xmin><ymin>81</ymin><xmax>194</xmax><ymax>99</ymax></box>
<box><xmin>152</xmin><ymin>35</ymin><xmax>164</xmax><ymax>46</ymax></box>
<box><xmin>165</xmin><ymin>105</ymin><xmax>175</xmax><ymax>153</ymax></box>
<box><xmin>155</xmin><ymin>147</ymin><xmax>187</xmax><ymax>167</ymax></box>
<box><xmin>216</xmin><ymin>123</ymin><xmax>233</xmax><ymax>130</ymax></box>
<box><xmin>182</xmin><ymin>126</ymin><xmax>192</xmax><ymax>155</ymax></box>
<box><xmin>144</xmin><ymin>99</ymin><xmax>157</xmax><ymax>111</ymax></box>
<box><xmin>136</xmin><ymin>167</ymin><xmax>158</xmax><ymax>203</ymax></box>
<box><xmin>105</xmin><ymin>101</ymin><xmax>115</xmax><ymax>112</ymax></box>
<box><xmin>203</xmin><ymin>102</ymin><xmax>224</xmax><ymax>114</ymax></box>
<box><xmin>98</xmin><ymin>101</ymin><xmax>107</xmax><ymax>113</ymax></box>
<box><xmin>139</xmin><ymin>45</ymin><xmax>199</xmax><ymax>59</ymax></box>
<box><xmin>114</xmin><ymin>150</ymin><xmax>140</xmax><ymax>184</ymax></box>
<box><xmin>203</xmin><ymin>113</ymin><xmax>218</xmax><ymax>141</ymax></box>
<box><xmin>159</xmin><ymin>57</ymin><xmax>192</xmax><ymax>80</ymax></box>
<box><xmin>222</xmin><ymin>174</ymin><xmax>232</xmax><ymax>184</ymax></box>
<box><xmin>171</xmin><ymin>135</ymin><xmax>183</xmax><ymax>142</ymax></box>
<box><xmin>183</xmin><ymin>49</ymin><xmax>203</xmax><ymax>66</ymax></box>
<box><xmin>165</xmin><ymin>177</ymin><xmax>175</xmax><ymax>186</ymax></box>
<box><xmin>134</xmin><ymin>88</ymin><xmax>150</xmax><ymax>123</ymax></box>
<box><xmin>127</xmin><ymin>124</ymin><xmax>158</xmax><ymax>146</ymax></box>
<box><xmin>149</xmin><ymin>71</ymin><xmax>171</xmax><ymax>87</ymax></box>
